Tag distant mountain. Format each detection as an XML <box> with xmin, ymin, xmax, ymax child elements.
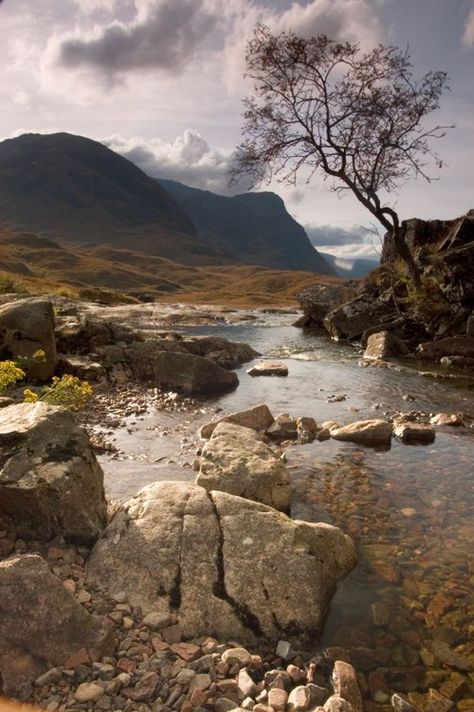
<box><xmin>0</xmin><ymin>132</ymin><xmax>224</xmax><ymax>265</ymax></box>
<box><xmin>158</xmin><ymin>179</ymin><xmax>336</xmax><ymax>276</ymax></box>
<box><xmin>320</xmin><ymin>252</ymin><xmax>379</xmax><ymax>278</ymax></box>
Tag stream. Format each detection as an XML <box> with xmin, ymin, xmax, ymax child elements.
<box><xmin>97</xmin><ymin>310</ymin><xmax>474</xmax><ymax>708</ymax></box>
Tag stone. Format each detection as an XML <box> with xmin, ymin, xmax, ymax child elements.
<box><xmin>0</xmin><ymin>402</ymin><xmax>107</xmax><ymax>543</ymax></box>
<box><xmin>189</xmin><ymin>673</ymin><xmax>211</xmax><ymax>692</ymax></box>
<box><xmin>288</xmin><ymin>685</ymin><xmax>311</xmax><ymax>712</ymax></box>
<box><xmin>331</xmin><ymin>419</ymin><xmax>392</xmax><ymax>448</ymax></box>
<box><xmin>86</xmin><ymin>482</ymin><xmax>356</xmax><ymax>643</ymax></box>
<box><xmin>391</xmin><ymin>693</ymin><xmax>417</xmax><ymax>712</ymax></box>
<box><xmin>0</xmin><ymin>554</ymin><xmax>112</xmax><ymax>699</ymax></box>
<box><xmin>364</xmin><ymin>331</ymin><xmax>410</xmax><ymax>359</ymax></box>
<box><xmin>332</xmin><ymin>661</ymin><xmax>362</xmax><ymax>712</ymax></box>
<box><xmin>247</xmin><ymin>360</ymin><xmax>288</xmax><ymax>377</ymax></box>
<box><xmin>215</xmin><ymin>698</ymin><xmax>240</xmax><ymax>712</ymax></box>
<box><xmin>430</xmin><ymin>413</ymin><xmax>463</xmax><ymax>426</ymax></box>
<box><xmin>307</xmin><ymin>684</ymin><xmax>329</xmax><ymax>706</ymax></box>
<box><xmin>35</xmin><ymin>668</ymin><xmax>63</xmax><ymax>687</ymax></box>
<box><xmin>297</xmin><ymin>282</ymin><xmax>357</xmax><ymax>329</ymax></box>
<box><xmin>238</xmin><ymin>669</ymin><xmax>258</xmax><ymax>699</ymax></box>
<box><xmin>324</xmin><ymin>290</ymin><xmax>395</xmax><ymax>341</ymax></box>
<box><xmin>221</xmin><ymin>648</ymin><xmax>252</xmax><ymax>668</ymax></box>
<box><xmin>142</xmin><ymin>611</ymin><xmax>171</xmax><ymax>631</ymax></box>
<box><xmin>276</xmin><ymin>640</ymin><xmax>296</xmax><ymax>662</ymax></box>
<box><xmin>126</xmin><ymin>671</ymin><xmax>160</xmax><ymax>701</ymax></box>
<box><xmin>180</xmin><ymin>335</ymin><xmax>260</xmax><ymax>370</ymax></box>
<box><xmin>268</xmin><ymin>687</ymin><xmax>288</xmax><ymax>711</ymax></box>
<box><xmin>323</xmin><ymin>695</ymin><xmax>353</xmax><ymax>712</ymax></box>
<box><xmin>430</xmin><ymin>640</ymin><xmax>473</xmax><ymax>671</ymax></box>
<box><xmin>424</xmin><ymin>689</ymin><xmax>455</xmax><ymax>712</ymax></box>
<box><xmin>199</xmin><ymin>404</ymin><xmax>274</xmax><ymax>440</ymax></box>
<box><xmin>392</xmin><ymin>422</ymin><xmax>436</xmax><ymax>444</ymax></box>
<box><xmin>0</xmin><ymin>297</ymin><xmax>57</xmax><ymax>380</ymax></box>
<box><xmin>296</xmin><ymin>417</ymin><xmax>318</xmax><ymax>443</ymax></box>
<box><xmin>152</xmin><ymin>350</ymin><xmax>239</xmax><ymax>394</ymax></box>
<box><xmin>267</xmin><ymin>413</ymin><xmax>298</xmax><ymax>442</ymax></box>
<box><xmin>75</xmin><ymin>682</ymin><xmax>105</xmax><ymax>703</ymax></box>
<box><xmin>162</xmin><ymin>624</ymin><xmax>183</xmax><ymax>644</ymax></box>
<box><xmin>196</xmin><ymin>422</ymin><xmax>291</xmax><ymax>511</ymax></box>
<box><xmin>417</xmin><ymin>336</ymin><xmax>474</xmax><ymax>360</ymax></box>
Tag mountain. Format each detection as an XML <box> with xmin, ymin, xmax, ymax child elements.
<box><xmin>0</xmin><ymin>132</ymin><xmax>225</xmax><ymax>265</ymax></box>
<box><xmin>320</xmin><ymin>252</ymin><xmax>379</xmax><ymax>278</ymax></box>
<box><xmin>158</xmin><ymin>179</ymin><xmax>336</xmax><ymax>276</ymax></box>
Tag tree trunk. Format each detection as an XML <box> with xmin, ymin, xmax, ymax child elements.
<box><xmin>392</xmin><ymin>223</ymin><xmax>421</xmax><ymax>287</ymax></box>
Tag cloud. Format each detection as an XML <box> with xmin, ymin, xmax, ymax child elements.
<box><xmin>304</xmin><ymin>223</ymin><xmax>382</xmax><ymax>260</ymax></box>
<box><xmin>462</xmin><ymin>7</ymin><xmax>474</xmax><ymax>46</ymax></box>
<box><xmin>58</xmin><ymin>0</ymin><xmax>217</xmax><ymax>78</ymax></box>
<box><xmin>103</xmin><ymin>130</ymin><xmax>253</xmax><ymax>194</ymax></box>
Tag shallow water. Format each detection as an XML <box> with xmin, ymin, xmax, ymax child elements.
<box><xmin>99</xmin><ymin>313</ymin><xmax>474</xmax><ymax>708</ymax></box>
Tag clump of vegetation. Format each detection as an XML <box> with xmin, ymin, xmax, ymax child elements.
<box><xmin>24</xmin><ymin>374</ymin><xmax>93</xmax><ymax>410</ymax></box>
<box><xmin>0</xmin><ymin>361</ymin><xmax>26</xmax><ymax>394</ymax></box>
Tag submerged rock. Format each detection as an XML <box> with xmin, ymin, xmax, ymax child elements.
<box><xmin>247</xmin><ymin>360</ymin><xmax>288</xmax><ymax>377</ymax></box>
<box><xmin>86</xmin><ymin>481</ymin><xmax>356</xmax><ymax>644</ymax></box>
<box><xmin>0</xmin><ymin>402</ymin><xmax>107</xmax><ymax>543</ymax></box>
<box><xmin>417</xmin><ymin>336</ymin><xmax>474</xmax><ymax>360</ymax></box>
<box><xmin>331</xmin><ymin>419</ymin><xmax>392</xmax><ymax>448</ymax></box>
<box><xmin>392</xmin><ymin>421</ymin><xmax>436</xmax><ymax>444</ymax></box>
<box><xmin>196</xmin><ymin>422</ymin><xmax>291</xmax><ymax>511</ymax></box>
<box><xmin>0</xmin><ymin>554</ymin><xmax>113</xmax><ymax>699</ymax></box>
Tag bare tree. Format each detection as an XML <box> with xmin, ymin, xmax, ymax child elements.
<box><xmin>231</xmin><ymin>26</ymin><xmax>454</xmax><ymax>283</ymax></box>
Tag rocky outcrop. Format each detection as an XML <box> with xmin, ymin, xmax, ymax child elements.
<box><xmin>0</xmin><ymin>402</ymin><xmax>107</xmax><ymax>543</ymax></box>
<box><xmin>0</xmin><ymin>297</ymin><xmax>57</xmax><ymax>380</ymax></box>
<box><xmin>392</xmin><ymin>421</ymin><xmax>435</xmax><ymax>444</ymax></box>
<box><xmin>196</xmin><ymin>422</ymin><xmax>291</xmax><ymax>511</ymax></box>
<box><xmin>417</xmin><ymin>336</ymin><xmax>474</xmax><ymax>360</ymax></box>
<box><xmin>199</xmin><ymin>404</ymin><xmax>275</xmax><ymax>439</ymax></box>
<box><xmin>364</xmin><ymin>331</ymin><xmax>410</xmax><ymax>360</ymax></box>
<box><xmin>180</xmin><ymin>336</ymin><xmax>259</xmax><ymax>370</ymax></box>
<box><xmin>297</xmin><ymin>282</ymin><xmax>359</xmax><ymax>328</ymax></box>
<box><xmin>86</xmin><ymin>481</ymin><xmax>356</xmax><ymax>644</ymax></box>
<box><xmin>331</xmin><ymin>419</ymin><xmax>392</xmax><ymax>448</ymax></box>
<box><xmin>0</xmin><ymin>554</ymin><xmax>113</xmax><ymax>699</ymax></box>
<box><xmin>324</xmin><ymin>291</ymin><xmax>396</xmax><ymax>341</ymax></box>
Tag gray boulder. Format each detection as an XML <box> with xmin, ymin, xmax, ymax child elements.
<box><xmin>0</xmin><ymin>297</ymin><xmax>57</xmax><ymax>380</ymax></box>
<box><xmin>199</xmin><ymin>403</ymin><xmax>274</xmax><ymax>440</ymax></box>
<box><xmin>331</xmin><ymin>419</ymin><xmax>392</xmax><ymax>448</ymax></box>
<box><xmin>86</xmin><ymin>482</ymin><xmax>356</xmax><ymax>643</ymax></box>
<box><xmin>0</xmin><ymin>402</ymin><xmax>107</xmax><ymax>543</ymax></box>
<box><xmin>364</xmin><ymin>331</ymin><xmax>409</xmax><ymax>360</ymax></box>
<box><xmin>324</xmin><ymin>291</ymin><xmax>395</xmax><ymax>341</ymax></box>
<box><xmin>0</xmin><ymin>554</ymin><xmax>113</xmax><ymax>699</ymax></box>
<box><xmin>196</xmin><ymin>422</ymin><xmax>291</xmax><ymax>511</ymax></box>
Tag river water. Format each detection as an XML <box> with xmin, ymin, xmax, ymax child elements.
<box><xmin>98</xmin><ymin>311</ymin><xmax>474</xmax><ymax>709</ymax></box>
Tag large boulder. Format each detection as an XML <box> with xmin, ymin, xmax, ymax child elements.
<box><xmin>86</xmin><ymin>482</ymin><xmax>356</xmax><ymax>644</ymax></box>
<box><xmin>0</xmin><ymin>402</ymin><xmax>107</xmax><ymax>543</ymax></box>
<box><xmin>364</xmin><ymin>331</ymin><xmax>410</xmax><ymax>360</ymax></box>
<box><xmin>199</xmin><ymin>403</ymin><xmax>275</xmax><ymax>439</ymax></box>
<box><xmin>196</xmin><ymin>422</ymin><xmax>291</xmax><ymax>511</ymax></box>
<box><xmin>180</xmin><ymin>336</ymin><xmax>260</xmax><ymax>369</ymax></box>
<box><xmin>0</xmin><ymin>298</ymin><xmax>57</xmax><ymax>380</ymax></box>
<box><xmin>297</xmin><ymin>283</ymin><xmax>358</xmax><ymax>328</ymax></box>
<box><xmin>416</xmin><ymin>336</ymin><xmax>474</xmax><ymax>360</ymax></box>
<box><xmin>0</xmin><ymin>554</ymin><xmax>113</xmax><ymax>699</ymax></box>
<box><xmin>331</xmin><ymin>419</ymin><xmax>392</xmax><ymax>448</ymax></box>
<box><xmin>324</xmin><ymin>291</ymin><xmax>396</xmax><ymax>341</ymax></box>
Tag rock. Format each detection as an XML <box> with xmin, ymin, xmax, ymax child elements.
<box><xmin>268</xmin><ymin>687</ymin><xmax>289</xmax><ymax>711</ymax></box>
<box><xmin>142</xmin><ymin>611</ymin><xmax>171</xmax><ymax>631</ymax></box>
<box><xmin>86</xmin><ymin>481</ymin><xmax>356</xmax><ymax>643</ymax></box>
<box><xmin>288</xmin><ymin>685</ymin><xmax>311</xmax><ymax>711</ymax></box>
<box><xmin>0</xmin><ymin>297</ymin><xmax>57</xmax><ymax>380</ymax></box>
<box><xmin>0</xmin><ymin>402</ymin><xmax>107</xmax><ymax>543</ymax></box>
<box><xmin>75</xmin><ymin>682</ymin><xmax>105</xmax><ymax>703</ymax></box>
<box><xmin>391</xmin><ymin>693</ymin><xmax>417</xmax><ymax>712</ymax></box>
<box><xmin>180</xmin><ymin>335</ymin><xmax>260</xmax><ymax>369</ymax></box>
<box><xmin>332</xmin><ymin>661</ymin><xmax>362</xmax><ymax>712</ymax></box>
<box><xmin>364</xmin><ymin>331</ymin><xmax>410</xmax><ymax>359</ymax></box>
<box><xmin>266</xmin><ymin>413</ymin><xmax>298</xmax><ymax>442</ymax></box>
<box><xmin>221</xmin><ymin>648</ymin><xmax>252</xmax><ymax>668</ymax></box>
<box><xmin>331</xmin><ymin>419</ymin><xmax>392</xmax><ymax>448</ymax></box>
<box><xmin>276</xmin><ymin>640</ymin><xmax>296</xmax><ymax>662</ymax></box>
<box><xmin>424</xmin><ymin>689</ymin><xmax>456</xmax><ymax>712</ymax></box>
<box><xmin>199</xmin><ymin>404</ymin><xmax>274</xmax><ymax>440</ymax></box>
<box><xmin>152</xmin><ymin>350</ymin><xmax>239</xmax><ymax>395</ymax></box>
<box><xmin>0</xmin><ymin>554</ymin><xmax>112</xmax><ymax>699</ymax></box>
<box><xmin>297</xmin><ymin>283</ymin><xmax>358</xmax><ymax>328</ymax></box>
<box><xmin>296</xmin><ymin>416</ymin><xmax>318</xmax><ymax>443</ymax></box>
<box><xmin>392</xmin><ymin>422</ymin><xmax>436</xmax><ymax>444</ymax></box>
<box><xmin>196</xmin><ymin>422</ymin><xmax>291</xmax><ymax>511</ymax></box>
<box><xmin>430</xmin><ymin>413</ymin><xmax>463</xmax><ymax>426</ymax></box>
<box><xmin>324</xmin><ymin>290</ymin><xmax>396</xmax><ymax>341</ymax></box>
<box><xmin>417</xmin><ymin>336</ymin><xmax>474</xmax><ymax>360</ymax></box>
<box><xmin>238</xmin><ymin>669</ymin><xmax>258</xmax><ymax>698</ymax></box>
<box><xmin>430</xmin><ymin>640</ymin><xmax>473</xmax><ymax>671</ymax></box>
<box><xmin>247</xmin><ymin>360</ymin><xmax>288</xmax><ymax>377</ymax></box>
<box><xmin>467</xmin><ymin>311</ymin><xmax>474</xmax><ymax>336</ymax></box>
<box><xmin>323</xmin><ymin>695</ymin><xmax>353</xmax><ymax>712</ymax></box>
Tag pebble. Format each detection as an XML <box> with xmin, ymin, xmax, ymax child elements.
<box><xmin>74</xmin><ymin>682</ymin><xmax>105</xmax><ymax>702</ymax></box>
<box><xmin>221</xmin><ymin>647</ymin><xmax>252</xmax><ymax>668</ymax></box>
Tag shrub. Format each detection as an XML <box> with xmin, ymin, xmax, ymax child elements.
<box><xmin>0</xmin><ymin>361</ymin><xmax>26</xmax><ymax>393</ymax></box>
<box><xmin>40</xmin><ymin>375</ymin><xmax>93</xmax><ymax>410</ymax></box>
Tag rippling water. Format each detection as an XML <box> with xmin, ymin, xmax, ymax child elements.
<box><xmin>100</xmin><ymin>313</ymin><xmax>474</xmax><ymax>708</ymax></box>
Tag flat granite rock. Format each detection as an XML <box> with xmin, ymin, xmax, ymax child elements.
<box><xmin>247</xmin><ymin>361</ymin><xmax>288</xmax><ymax>377</ymax></box>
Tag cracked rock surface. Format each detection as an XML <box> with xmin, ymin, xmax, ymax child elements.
<box><xmin>196</xmin><ymin>422</ymin><xmax>291</xmax><ymax>511</ymax></box>
<box><xmin>86</xmin><ymin>481</ymin><xmax>356</xmax><ymax>643</ymax></box>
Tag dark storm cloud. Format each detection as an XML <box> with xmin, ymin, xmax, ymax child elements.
<box><xmin>58</xmin><ymin>0</ymin><xmax>216</xmax><ymax>76</ymax></box>
<box><xmin>305</xmin><ymin>224</ymin><xmax>374</xmax><ymax>247</ymax></box>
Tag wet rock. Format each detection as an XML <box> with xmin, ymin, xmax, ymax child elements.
<box><xmin>430</xmin><ymin>640</ymin><xmax>473</xmax><ymax>672</ymax></box>
<box><xmin>199</xmin><ymin>404</ymin><xmax>274</xmax><ymax>440</ymax></box>
<box><xmin>297</xmin><ymin>283</ymin><xmax>358</xmax><ymax>329</ymax></box>
<box><xmin>324</xmin><ymin>290</ymin><xmax>395</xmax><ymax>341</ymax></box>
<box><xmin>152</xmin><ymin>350</ymin><xmax>239</xmax><ymax>395</ymax></box>
<box><xmin>0</xmin><ymin>297</ymin><xmax>57</xmax><ymax>380</ymax></box>
<box><xmin>391</xmin><ymin>693</ymin><xmax>417</xmax><ymax>712</ymax></box>
<box><xmin>180</xmin><ymin>335</ymin><xmax>260</xmax><ymax>369</ymax></box>
<box><xmin>424</xmin><ymin>689</ymin><xmax>456</xmax><ymax>712</ymax></box>
<box><xmin>267</xmin><ymin>413</ymin><xmax>298</xmax><ymax>442</ymax></box>
<box><xmin>296</xmin><ymin>416</ymin><xmax>318</xmax><ymax>443</ymax></box>
<box><xmin>332</xmin><ymin>661</ymin><xmax>362</xmax><ymax>712</ymax></box>
<box><xmin>86</xmin><ymin>481</ymin><xmax>356</xmax><ymax>643</ymax></box>
<box><xmin>0</xmin><ymin>554</ymin><xmax>112</xmax><ymax>699</ymax></box>
<box><xmin>247</xmin><ymin>360</ymin><xmax>288</xmax><ymax>377</ymax></box>
<box><xmin>331</xmin><ymin>419</ymin><xmax>392</xmax><ymax>448</ymax></box>
<box><xmin>430</xmin><ymin>413</ymin><xmax>463</xmax><ymax>426</ymax></box>
<box><xmin>392</xmin><ymin>422</ymin><xmax>436</xmax><ymax>444</ymax></box>
<box><xmin>0</xmin><ymin>402</ymin><xmax>107</xmax><ymax>543</ymax></box>
<box><xmin>364</xmin><ymin>331</ymin><xmax>409</xmax><ymax>360</ymax></box>
<box><xmin>196</xmin><ymin>422</ymin><xmax>291</xmax><ymax>511</ymax></box>
<box><xmin>417</xmin><ymin>336</ymin><xmax>474</xmax><ymax>360</ymax></box>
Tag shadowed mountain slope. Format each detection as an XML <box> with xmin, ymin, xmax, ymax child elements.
<box><xmin>158</xmin><ymin>179</ymin><xmax>336</xmax><ymax>276</ymax></box>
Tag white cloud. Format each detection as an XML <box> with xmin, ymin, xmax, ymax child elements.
<box><xmin>462</xmin><ymin>7</ymin><xmax>474</xmax><ymax>46</ymax></box>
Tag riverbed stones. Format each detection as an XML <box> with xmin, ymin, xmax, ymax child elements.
<box><xmin>0</xmin><ymin>554</ymin><xmax>113</xmax><ymax>699</ymax></box>
<box><xmin>267</xmin><ymin>413</ymin><xmax>298</xmax><ymax>441</ymax></box>
<box><xmin>332</xmin><ymin>661</ymin><xmax>362</xmax><ymax>712</ymax></box>
<box><xmin>417</xmin><ymin>336</ymin><xmax>474</xmax><ymax>360</ymax></box>
<box><xmin>86</xmin><ymin>481</ymin><xmax>356</xmax><ymax>643</ymax></box>
<box><xmin>0</xmin><ymin>402</ymin><xmax>107</xmax><ymax>543</ymax></box>
<box><xmin>392</xmin><ymin>421</ymin><xmax>436</xmax><ymax>444</ymax></box>
<box><xmin>199</xmin><ymin>404</ymin><xmax>275</xmax><ymax>439</ymax></box>
<box><xmin>196</xmin><ymin>423</ymin><xmax>291</xmax><ymax>511</ymax></box>
<box><xmin>364</xmin><ymin>331</ymin><xmax>410</xmax><ymax>360</ymax></box>
<box><xmin>430</xmin><ymin>412</ymin><xmax>463</xmax><ymax>426</ymax></box>
<box><xmin>247</xmin><ymin>360</ymin><xmax>289</xmax><ymax>376</ymax></box>
<box><xmin>0</xmin><ymin>297</ymin><xmax>57</xmax><ymax>380</ymax></box>
<box><xmin>331</xmin><ymin>419</ymin><xmax>392</xmax><ymax>448</ymax></box>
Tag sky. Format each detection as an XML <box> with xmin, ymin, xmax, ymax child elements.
<box><xmin>1</xmin><ymin>0</ymin><xmax>473</xmax><ymax>260</ymax></box>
